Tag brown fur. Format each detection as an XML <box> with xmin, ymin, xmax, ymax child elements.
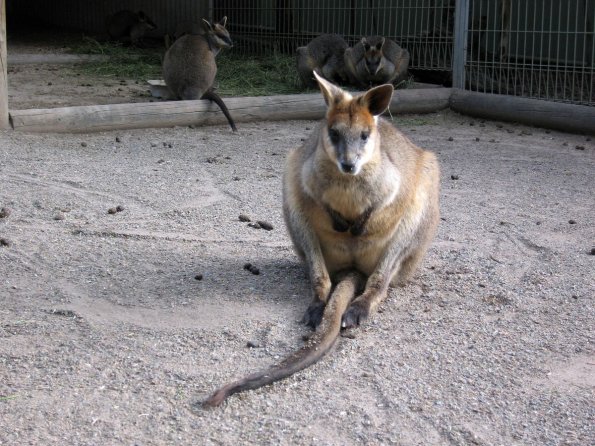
<box><xmin>284</xmin><ymin>72</ymin><xmax>439</xmax><ymax>329</ymax></box>
<box><xmin>344</xmin><ymin>36</ymin><xmax>410</xmax><ymax>88</ymax></box>
<box><xmin>163</xmin><ymin>17</ymin><xmax>236</xmax><ymax>131</ymax></box>
<box><xmin>296</xmin><ymin>34</ymin><xmax>349</xmax><ymax>87</ymax></box>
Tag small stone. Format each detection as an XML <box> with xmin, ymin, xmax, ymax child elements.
<box><xmin>107</xmin><ymin>208</ymin><xmax>117</xmax><ymax>214</ymax></box>
<box><xmin>232</xmin><ymin>176</ymin><xmax>241</xmax><ymax>181</ymax></box>
<box><xmin>81</xmin><ymin>142</ymin><xmax>87</xmax><ymax>147</ymax></box>
<box><xmin>248</xmin><ymin>222</ymin><xmax>261</xmax><ymax>229</ymax></box>
<box><xmin>115</xmin><ymin>205</ymin><xmax>124</xmax><ymax>212</ymax></box>
<box><xmin>568</xmin><ymin>219</ymin><xmax>576</xmax><ymax>224</ymax></box>
<box><xmin>246</xmin><ymin>341</ymin><xmax>261</xmax><ymax>348</ymax></box>
<box><xmin>0</xmin><ymin>238</ymin><xmax>10</xmax><ymax>247</ymax></box>
<box><xmin>590</xmin><ymin>248</ymin><xmax>595</xmax><ymax>255</ymax></box>
<box><xmin>53</xmin><ymin>213</ymin><xmax>65</xmax><ymax>221</ymax></box>
<box><xmin>0</xmin><ymin>207</ymin><xmax>11</xmax><ymax>218</ymax></box>
<box><xmin>194</xmin><ymin>274</ymin><xmax>203</xmax><ymax>281</ymax></box>
<box><xmin>562</xmin><ymin>142</ymin><xmax>568</xmax><ymax>146</ymax></box>
<box><xmin>451</xmin><ymin>175</ymin><xmax>459</xmax><ymax>180</ymax></box>
<box><xmin>257</xmin><ymin>221</ymin><xmax>274</xmax><ymax>231</ymax></box>
<box><xmin>475</xmin><ymin>137</ymin><xmax>480</xmax><ymax>142</ymax></box>
<box><xmin>157</xmin><ymin>159</ymin><xmax>165</xmax><ymax>164</ymax></box>
<box><xmin>115</xmin><ymin>136</ymin><xmax>121</xmax><ymax>143</ymax></box>
<box><xmin>575</xmin><ymin>145</ymin><xmax>585</xmax><ymax>151</ymax></box>
<box><xmin>447</xmin><ymin>137</ymin><xmax>453</xmax><ymax>141</ymax></box>
<box><xmin>47</xmin><ymin>82</ymin><xmax>52</xmax><ymax>86</ymax></box>
<box><xmin>238</xmin><ymin>214</ymin><xmax>251</xmax><ymax>222</ymax></box>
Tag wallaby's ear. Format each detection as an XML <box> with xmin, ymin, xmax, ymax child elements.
<box><xmin>220</xmin><ymin>16</ymin><xmax>228</xmax><ymax>27</ymax></box>
<box><xmin>362</xmin><ymin>84</ymin><xmax>393</xmax><ymax>116</ymax></box>
<box><xmin>202</xmin><ymin>18</ymin><xmax>213</xmax><ymax>32</ymax></box>
<box><xmin>377</xmin><ymin>37</ymin><xmax>386</xmax><ymax>50</ymax></box>
<box><xmin>314</xmin><ymin>71</ymin><xmax>346</xmax><ymax>107</ymax></box>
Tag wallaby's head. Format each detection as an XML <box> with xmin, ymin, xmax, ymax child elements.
<box><xmin>202</xmin><ymin>16</ymin><xmax>233</xmax><ymax>49</ymax></box>
<box><xmin>314</xmin><ymin>71</ymin><xmax>393</xmax><ymax>175</ymax></box>
<box><xmin>361</xmin><ymin>36</ymin><xmax>386</xmax><ymax>75</ymax></box>
<box><xmin>137</xmin><ymin>11</ymin><xmax>157</xmax><ymax>30</ymax></box>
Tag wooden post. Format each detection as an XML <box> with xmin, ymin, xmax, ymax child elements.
<box><xmin>0</xmin><ymin>0</ymin><xmax>9</xmax><ymax>129</ymax></box>
<box><xmin>450</xmin><ymin>89</ymin><xmax>595</xmax><ymax>135</ymax></box>
<box><xmin>9</xmin><ymin>88</ymin><xmax>451</xmax><ymax>133</ymax></box>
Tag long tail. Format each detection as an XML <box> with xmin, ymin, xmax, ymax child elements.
<box><xmin>203</xmin><ymin>270</ymin><xmax>364</xmax><ymax>407</ymax></box>
<box><xmin>201</xmin><ymin>89</ymin><xmax>237</xmax><ymax>132</ymax></box>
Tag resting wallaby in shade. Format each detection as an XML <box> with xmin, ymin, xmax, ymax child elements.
<box><xmin>163</xmin><ymin>17</ymin><xmax>236</xmax><ymax>131</ymax></box>
<box><xmin>106</xmin><ymin>10</ymin><xmax>157</xmax><ymax>46</ymax></box>
<box><xmin>296</xmin><ymin>34</ymin><xmax>349</xmax><ymax>87</ymax></box>
<box><xmin>344</xmin><ymin>36</ymin><xmax>410</xmax><ymax>88</ymax></box>
<box><xmin>203</xmin><ymin>72</ymin><xmax>440</xmax><ymax>406</ymax></box>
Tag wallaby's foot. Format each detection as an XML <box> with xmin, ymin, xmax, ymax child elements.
<box><xmin>302</xmin><ymin>299</ymin><xmax>326</xmax><ymax>328</ymax></box>
<box><xmin>341</xmin><ymin>299</ymin><xmax>370</xmax><ymax>329</ymax></box>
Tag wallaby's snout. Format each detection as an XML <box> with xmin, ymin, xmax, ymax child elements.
<box><xmin>315</xmin><ymin>72</ymin><xmax>393</xmax><ymax>176</ymax></box>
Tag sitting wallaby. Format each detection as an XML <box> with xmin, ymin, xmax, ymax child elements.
<box><xmin>203</xmin><ymin>72</ymin><xmax>440</xmax><ymax>406</ymax></box>
<box><xmin>296</xmin><ymin>34</ymin><xmax>349</xmax><ymax>88</ymax></box>
<box><xmin>344</xmin><ymin>36</ymin><xmax>410</xmax><ymax>88</ymax></box>
<box><xmin>106</xmin><ymin>10</ymin><xmax>157</xmax><ymax>46</ymax></box>
<box><xmin>163</xmin><ymin>17</ymin><xmax>236</xmax><ymax>131</ymax></box>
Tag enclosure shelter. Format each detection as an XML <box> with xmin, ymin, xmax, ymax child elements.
<box><xmin>0</xmin><ymin>0</ymin><xmax>594</xmax><ymax>133</ymax></box>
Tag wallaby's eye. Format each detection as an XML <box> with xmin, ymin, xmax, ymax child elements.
<box><xmin>328</xmin><ymin>128</ymin><xmax>341</xmax><ymax>144</ymax></box>
<box><xmin>360</xmin><ymin>131</ymin><xmax>369</xmax><ymax>142</ymax></box>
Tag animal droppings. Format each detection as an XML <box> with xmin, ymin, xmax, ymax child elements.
<box><xmin>238</xmin><ymin>214</ymin><xmax>251</xmax><ymax>222</ymax></box>
<box><xmin>257</xmin><ymin>221</ymin><xmax>274</xmax><ymax>231</ymax></box>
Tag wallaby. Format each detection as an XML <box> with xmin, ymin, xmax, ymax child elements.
<box><xmin>106</xmin><ymin>10</ymin><xmax>157</xmax><ymax>46</ymax></box>
<box><xmin>344</xmin><ymin>36</ymin><xmax>410</xmax><ymax>88</ymax></box>
<box><xmin>163</xmin><ymin>17</ymin><xmax>236</xmax><ymax>131</ymax></box>
<box><xmin>203</xmin><ymin>72</ymin><xmax>440</xmax><ymax>406</ymax></box>
<box><xmin>296</xmin><ymin>34</ymin><xmax>349</xmax><ymax>88</ymax></box>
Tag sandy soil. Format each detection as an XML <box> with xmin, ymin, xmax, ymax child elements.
<box><xmin>1</xmin><ymin>28</ymin><xmax>594</xmax><ymax>446</ymax></box>
<box><xmin>1</xmin><ymin>108</ymin><xmax>594</xmax><ymax>445</ymax></box>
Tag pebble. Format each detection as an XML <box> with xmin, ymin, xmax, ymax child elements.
<box><xmin>451</xmin><ymin>175</ymin><xmax>460</xmax><ymax>180</ymax></box>
<box><xmin>0</xmin><ymin>207</ymin><xmax>11</xmax><ymax>219</ymax></box>
<box><xmin>568</xmin><ymin>219</ymin><xmax>576</xmax><ymax>224</ymax></box>
<box><xmin>243</xmin><ymin>263</ymin><xmax>260</xmax><ymax>275</ymax></box>
<box><xmin>115</xmin><ymin>136</ymin><xmax>121</xmax><ymax>143</ymax></box>
<box><xmin>590</xmin><ymin>248</ymin><xmax>595</xmax><ymax>255</ymax></box>
<box><xmin>115</xmin><ymin>205</ymin><xmax>125</xmax><ymax>212</ymax></box>
<box><xmin>575</xmin><ymin>145</ymin><xmax>585</xmax><ymax>151</ymax></box>
<box><xmin>81</xmin><ymin>142</ymin><xmax>87</xmax><ymax>147</ymax></box>
<box><xmin>447</xmin><ymin>137</ymin><xmax>453</xmax><ymax>141</ymax></box>
<box><xmin>256</xmin><ymin>220</ymin><xmax>274</xmax><ymax>231</ymax></box>
<box><xmin>107</xmin><ymin>208</ymin><xmax>117</xmax><ymax>215</ymax></box>
<box><xmin>194</xmin><ymin>274</ymin><xmax>203</xmax><ymax>281</ymax></box>
<box><xmin>0</xmin><ymin>238</ymin><xmax>10</xmax><ymax>247</ymax></box>
<box><xmin>248</xmin><ymin>222</ymin><xmax>261</xmax><ymax>229</ymax></box>
<box><xmin>238</xmin><ymin>214</ymin><xmax>251</xmax><ymax>222</ymax></box>
<box><xmin>246</xmin><ymin>341</ymin><xmax>261</xmax><ymax>348</ymax></box>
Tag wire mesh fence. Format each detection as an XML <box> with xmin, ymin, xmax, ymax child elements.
<box><xmin>213</xmin><ymin>0</ymin><xmax>594</xmax><ymax>106</ymax></box>
<box><xmin>466</xmin><ymin>0</ymin><xmax>594</xmax><ymax>105</ymax></box>
<box><xmin>214</xmin><ymin>0</ymin><xmax>456</xmax><ymax>71</ymax></box>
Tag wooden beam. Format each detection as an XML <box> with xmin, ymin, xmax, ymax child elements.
<box><xmin>450</xmin><ymin>89</ymin><xmax>595</xmax><ymax>135</ymax></box>
<box><xmin>9</xmin><ymin>88</ymin><xmax>451</xmax><ymax>133</ymax></box>
<box><xmin>0</xmin><ymin>0</ymin><xmax>8</xmax><ymax>129</ymax></box>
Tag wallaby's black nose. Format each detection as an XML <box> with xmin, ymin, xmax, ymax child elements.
<box><xmin>340</xmin><ymin>162</ymin><xmax>356</xmax><ymax>174</ymax></box>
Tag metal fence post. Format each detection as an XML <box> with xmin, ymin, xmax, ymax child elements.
<box><xmin>452</xmin><ymin>0</ymin><xmax>470</xmax><ymax>89</ymax></box>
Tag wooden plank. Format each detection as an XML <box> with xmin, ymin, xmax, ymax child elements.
<box><xmin>9</xmin><ymin>88</ymin><xmax>451</xmax><ymax>133</ymax></box>
<box><xmin>0</xmin><ymin>0</ymin><xmax>8</xmax><ymax>129</ymax></box>
<box><xmin>450</xmin><ymin>89</ymin><xmax>595</xmax><ymax>135</ymax></box>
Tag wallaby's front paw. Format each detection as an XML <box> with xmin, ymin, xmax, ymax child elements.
<box><xmin>302</xmin><ymin>300</ymin><xmax>326</xmax><ymax>329</ymax></box>
<box><xmin>341</xmin><ymin>300</ymin><xmax>370</xmax><ymax>329</ymax></box>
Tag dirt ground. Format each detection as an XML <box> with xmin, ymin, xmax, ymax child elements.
<box><xmin>1</xmin><ymin>34</ymin><xmax>595</xmax><ymax>446</ymax></box>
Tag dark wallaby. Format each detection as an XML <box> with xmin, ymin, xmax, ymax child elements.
<box><xmin>296</xmin><ymin>34</ymin><xmax>349</xmax><ymax>87</ymax></box>
<box><xmin>203</xmin><ymin>72</ymin><xmax>440</xmax><ymax>406</ymax></box>
<box><xmin>344</xmin><ymin>36</ymin><xmax>410</xmax><ymax>88</ymax></box>
<box><xmin>106</xmin><ymin>10</ymin><xmax>157</xmax><ymax>46</ymax></box>
<box><xmin>163</xmin><ymin>17</ymin><xmax>236</xmax><ymax>132</ymax></box>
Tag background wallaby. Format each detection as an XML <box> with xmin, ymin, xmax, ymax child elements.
<box><xmin>296</xmin><ymin>34</ymin><xmax>349</xmax><ymax>87</ymax></box>
<box><xmin>203</xmin><ymin>72</ymin><xmax>440</xmax><ymax>406</ymax></box>
<box><xmin>344</xmin><ymin>36</ymin><xmax>410</xmax><ymax>88</ymax></box>
<box><xmin>162</xmin><ymin>17</ymin><xmax>236</xmax><ymax>131</ymax></box>
<box><xmin>106</xmin><ymin>10</ymin><xmax>157</xmax><ymax>46</ymax></box>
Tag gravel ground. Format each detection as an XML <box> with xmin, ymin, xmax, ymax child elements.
<box><xmin>0</xmin><ymin>111</ymin><xmax>594</xmax><ymax>445</ymax></box>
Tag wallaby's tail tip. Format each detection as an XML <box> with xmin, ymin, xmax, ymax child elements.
<box><xmin>202</xmin><ymin>386</ymin><xmax>232</xmax><ymax>408</ymax></box>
